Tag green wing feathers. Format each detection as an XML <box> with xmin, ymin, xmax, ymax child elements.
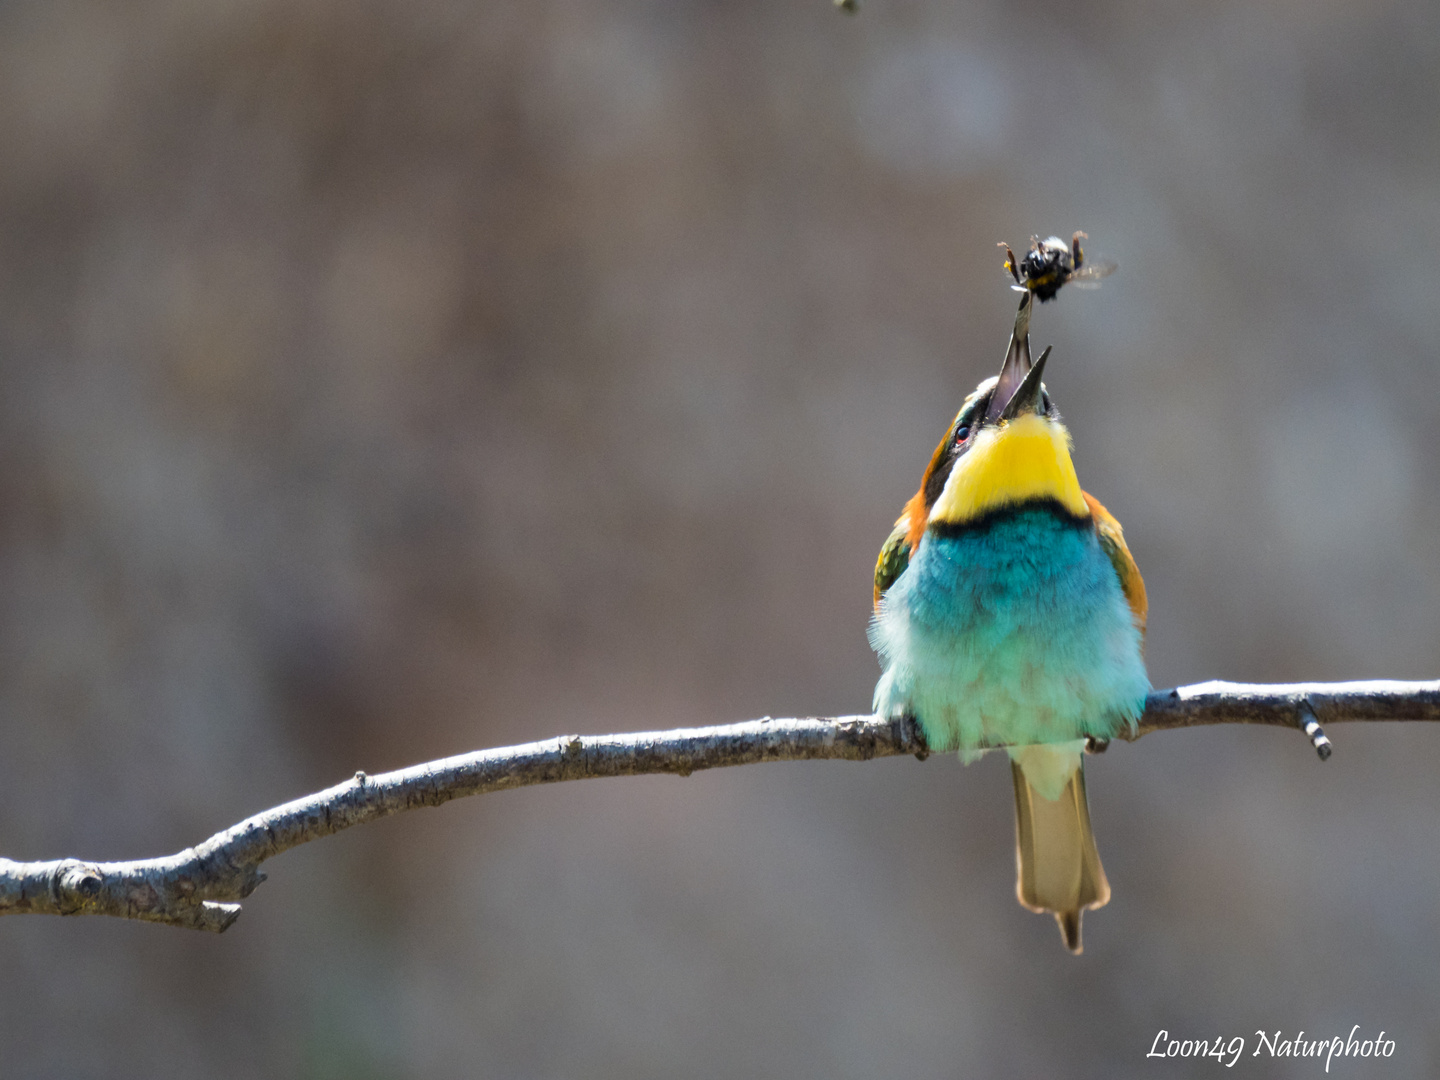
<box><xmin>873</xmin><ymin>518</ymin><xmax>912</xmax><ymax>605</ymax></box>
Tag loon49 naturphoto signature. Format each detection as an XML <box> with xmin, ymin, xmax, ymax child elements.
<box><xmin>1147</xmin><ymin>1028</ymin><xmax>1396</xmax><ymax>1071</ymax></box>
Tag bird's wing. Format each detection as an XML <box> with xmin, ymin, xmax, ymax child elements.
<box><xmin>1083</xmin><ymin>491</ymin><xmax>1147</xmax><ymax>637</ymax></box>
<box><xmin>873</xmin><ymin>513</ymin><xmax>913</xmax><ymax>605</ymax></box>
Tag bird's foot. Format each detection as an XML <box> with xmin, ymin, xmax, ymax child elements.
<box><xmin>901</xmin><ymin>714</ymin><xmax>931</xmax><ymax>761</ymax></box>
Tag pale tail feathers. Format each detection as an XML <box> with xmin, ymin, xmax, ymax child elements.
<box><xmin>1010</xmin><ymin>753</ymin><xmax>1110</xmax><ymax>955</ymax></box>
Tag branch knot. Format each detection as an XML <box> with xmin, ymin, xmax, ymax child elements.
<box><xmin>50</xmin><ymin>860</ymin><xmax>103</xmax><ymax>914</ymax></box>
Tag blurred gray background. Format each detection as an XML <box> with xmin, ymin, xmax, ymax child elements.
<box><xmin>2</xmin><ymin>0</ymin><xmax>1438</xmax><ymax>1075</ymax></box>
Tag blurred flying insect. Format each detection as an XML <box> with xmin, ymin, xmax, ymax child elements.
<box><xmin>1000</xmin><ymin>231</ymin><xmax>1117</xmax><ymax>302</ymax></box>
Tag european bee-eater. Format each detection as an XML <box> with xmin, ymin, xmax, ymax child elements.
<box><xmin>869</xmin><ymin>293</ymin><xmax>1148</xmax><ymax>953</ymax></box>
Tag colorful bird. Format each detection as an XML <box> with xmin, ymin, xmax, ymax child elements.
<box><xmin>869</xmin><ymin>293</ymin><xmax>1149</xmax><ymax>953</ymax></box>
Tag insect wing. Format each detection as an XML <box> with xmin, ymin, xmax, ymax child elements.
<box><xmin>1067</xmin><ymin>258</ymin><xmax>1117</xmax><ymax>288</ymax></box>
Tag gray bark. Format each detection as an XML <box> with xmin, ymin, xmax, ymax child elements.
<box><xmin>3</xmin><ymin>678</ymin><xmax>1436</xmax><ymax>932</ymax></box>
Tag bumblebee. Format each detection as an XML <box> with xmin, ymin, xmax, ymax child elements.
<box><xmin>1000</xmin><ymin>231</ymin><xmax>1117</xmax><ymax>302</ymax></box>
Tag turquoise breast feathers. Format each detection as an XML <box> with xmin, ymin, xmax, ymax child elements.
<box><xmin>869</xmin><ymin>501</ymin><xmax>1149</xmax><ymax>754</ymax></box>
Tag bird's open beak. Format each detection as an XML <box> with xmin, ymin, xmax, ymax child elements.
<box><xmin>986</xmin><ymin>293</ymin><xmax>1037</xmax><ymax>422</ymax></box>
<box><xmin>999</xmin><ymin>345</ymin><xmax>1051</xmax><ymax>420</ymax></box>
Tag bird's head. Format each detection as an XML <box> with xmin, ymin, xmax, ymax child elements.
<box><xmin>909</xmin><ymin>294</ymin><xmax>1087</xmax><ymax>539</ymax></box>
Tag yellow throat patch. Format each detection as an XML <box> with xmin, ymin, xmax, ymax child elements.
<box><xmin>928</xmin><ymin>412</ymin><xmax>1087</xmax><ymax>527</ymax></box>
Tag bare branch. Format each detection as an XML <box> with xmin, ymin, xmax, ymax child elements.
<box><xmin>3</xmin><ymin>679</ymin><xmax>1437</xmax><ymax>932</ymax></box>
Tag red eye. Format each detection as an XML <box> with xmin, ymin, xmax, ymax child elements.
<box><xmin>955</xmin><ymin>425</ymin><xmax>970</xmax><ymax>444</ymax></box>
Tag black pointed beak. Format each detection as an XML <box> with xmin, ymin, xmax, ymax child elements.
<box><xmin>985</xmin><ymin>293</ymin><xmax>1034</xmax><ymax>422</ymax></box>
<box><xmin>999</xmin><ymin>345</ymin><xmax>1051</xmax><ymax>420</ymax></box>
